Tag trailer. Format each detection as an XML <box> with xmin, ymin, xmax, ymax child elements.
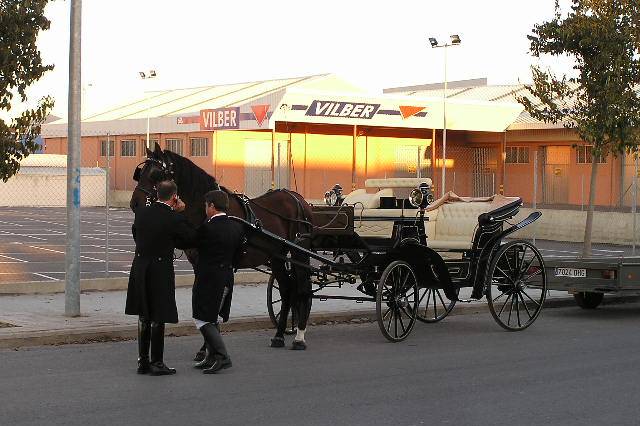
<box><xmin>545</xmin><ymin>256</ymin><xmax>640</xmax><ymax>308</ymax></box>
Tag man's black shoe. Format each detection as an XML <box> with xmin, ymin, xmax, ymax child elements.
<box><xmin>202</xmin><ymin>357</ymin><xmax>232</xmax><ymax>374</ymax></box>
<box><xmin>193</xmin><ymin>343</ymin><xmax>207</xmax><ymax>362</ymax></box>
<box><xmin>137</xmin><ymin>357</ymin><xmax>150</xmax><ymax>374</ymax></box>
<box><xmin>149</xmin><ymin>361</ymin><xmax>176</xmax><ymax>376</ymax></box>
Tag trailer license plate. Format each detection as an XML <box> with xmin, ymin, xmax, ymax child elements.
<box><xmin>555</xmin><ymin>268</ymin><xmax>586</xmax><ymax>278</ymax></box>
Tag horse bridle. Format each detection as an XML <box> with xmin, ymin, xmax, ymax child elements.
<box><xmin>132</xmin><ymin>157</ymin><xmax>175</xmax><ymax>207</ymax></box>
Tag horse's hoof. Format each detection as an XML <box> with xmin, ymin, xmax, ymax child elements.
<box><xmin>270</xmin><ymin>337</ymin><xmax>285</xmax><ymax>348</ymax></box>
<box><xmin>290</xmin><ymin>340</ymin><xmax>306</xmax><ymax>350</ymax></box>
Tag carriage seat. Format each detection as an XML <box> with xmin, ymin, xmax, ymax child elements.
<box><xmin>353</xmin><ymin>192</ymin><xmax>520</xmax><ymax>251</ymax></box>
<box><xmin>342</xmin><ymin>188</ymin><xmax>394</xmax><ymax>209</ymax></box>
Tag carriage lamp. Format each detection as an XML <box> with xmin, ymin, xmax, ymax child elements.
<box><xmin>409</xmin><ymin>182</ymin><xmax>433</xmax><ymax>209</ymax></box>
<box><xmin>324</xmin><ymin>184</ymin><xmax>344</xmax><ymax>206</ymax></box>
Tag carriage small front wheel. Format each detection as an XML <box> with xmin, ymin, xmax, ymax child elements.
<box><xmin>376</xmin><ymin>260</ymin><xmax>419</xmax><ymax>342</ymax></box>
<box><xmin>416</xmin><ymin>287</ymin><xmax>458</xmax><ymax>323</ymax></box>
<box><xmin>266</xmin><ymin>275</ymin><xmax>297</xmax><ymax>335</ymax></box>
<box><xmin>486</xmin><ymin>240</ymin><xmax>547</xmax><ymax>331</ymax></box>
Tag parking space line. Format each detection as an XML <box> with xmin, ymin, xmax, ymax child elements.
<box><xmin>33</xmin><ymin>272</ymin><xmax>59</xmax><ymax>281</ymax></box>
<box><xmin>0</xmin><ymin>254</ymin><xmax>27</xmax><ymax>263</ymax></box>
<box><xmin>26</xmin><ymin>245</ymin><xmax>103</xmax><ymax>262</ymax></box>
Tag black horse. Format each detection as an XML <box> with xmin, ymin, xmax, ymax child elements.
<box><xmin>130</xmin><ymin>143</ymin><xmax>314</xmax><ymax>349</ymax></box>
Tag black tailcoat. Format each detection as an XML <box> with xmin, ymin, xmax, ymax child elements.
<box><xmin>192</xmin><ymin>214</ymin><xmax>245</xmax><ymax>323</ymax></box>
<box><xmin>125</xmin><ymin>202</ymin><xmax>196</xmax><ymax>323</ymax></box>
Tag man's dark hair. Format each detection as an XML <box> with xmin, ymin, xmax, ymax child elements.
<box><xmin>204</xmin><ymin>190</ymin><xmax>229</xmax><ymax>212</ymax></box>
<box><xmin>157</xmin><ymin>180</ymin><xmax>177</xmax><ymax>201</ymax></box>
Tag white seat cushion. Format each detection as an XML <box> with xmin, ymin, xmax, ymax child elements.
<box><xmin>343</xmin><ymin>188</ymin><xmax>393</xmax><ymax>209</ymax></box>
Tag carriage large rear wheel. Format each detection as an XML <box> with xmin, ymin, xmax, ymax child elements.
<box><xmin>416</xmin><ymin>287</ymin><xmax>458</xmax><ymax>323</ymax></box>
<box><xmin>267</xmin><ymin>275</ymin><xmax>297</xmax><ymax>335</ymax></box>
<box><xmin>376</xmin><ymin>260</ymin><xmax>419</xmax><ymax>342</ymax></box>
<box><xmin>486</xmin><ymin>240</ymin><xmax>546</xmax><ymax>331</ymax></box>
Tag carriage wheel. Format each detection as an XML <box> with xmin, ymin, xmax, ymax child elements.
<box><xmin>376</xmin><ymin>260</ymin><xmax>419</xmax><ymax>342</ymax></box>
<box><xmin>416</xmin><ymin>287</ymin><xmax>459</xmax><ymax>323</ymax></box>
<box><xmin>266</xmin><ymin>275</ymin><xmax>297</xmax><ymax>335</ymax></box>
<box><xmin>486</xmin><ymin>240</ymin><xmax>547</xmax><ymax>331</ymax></box>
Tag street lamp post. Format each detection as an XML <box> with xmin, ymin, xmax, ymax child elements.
<box><xmin>139</xmin><ymin>70</ymin><xmax>157</xmax><ymax>149</ymax></box>
<box><xmin>429</xmin><ymin>34</ymin><xmax>461</xmax><ymax>197</ymax></box>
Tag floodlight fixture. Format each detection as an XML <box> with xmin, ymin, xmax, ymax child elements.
<box><xmin>450</xmin><ymin>34</ymin><xmax>461</xmax><ymax>45</ymax></box>
<box><xmin>429</xmin><ymin>37</ymin><xmax>438</xmax><ymax>48</ymax></box>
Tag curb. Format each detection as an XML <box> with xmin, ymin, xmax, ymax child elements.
<box><xmin>0</xmin><ymin>271</ymin><xmax>266</xmax><ymax>295</ymax></box>
<box><xmin>2</xmin><ymin>295</ymin><xmax>637</xmax><ymax>350</ymax></box>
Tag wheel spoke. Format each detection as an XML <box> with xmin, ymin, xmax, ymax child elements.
<box><xmin>515</xmin><ymin>290</ymin><xmax>521</xmax><ymax>327</ymax></box>
<box><xmin>497</xmin><ymin>292</ymin><xmax>513</xmax><ymax>317</ymax></box>
<box><xmin>394</xmin><ymin>310</ymin><xmax>398</xmax><ymax>337</ymax></box>
<box><xmin>492</xmin><ymin>290</ymin><xmax>508</xmax><ymax>303</ymax></box>
<box><xmin>386</xmin><ymin>310</ymin><xmax>393</xmax><ymax>332</ymax></box>
<box><xmin>496</xmin><ymin>266</ymin><xmax>515</xmax><ymax>284</ymax></box>
<box><xmin>424</xmin><ymin>289</ymin><xmax>433</xmax><ymax>317</ymax></box>
<box><xmin>436</xmin><ymin>289</ymin><xmax>448</xmax><ymax>312</ymax></box>
<box><xmin>382</xmin><ymin>306</ymin><xmax>392</xmax><ymax>321</ymax></box>
<box><xmin>523</xmin><ymin>268</ymin><xmax>542</xmax><ymax>282</ymax></box>
<box><xmin>271</xmin><ymin>298</ymin><xmax>282</xmax><ymax>305</ymax></box>
<box><xmin>521</xmin><ymin>288</ymin><xmax>542</xmax><ymax>307</ymax></box>
<box><xmin>507</xmin><ymin>292</ymin><xmax>515</xmax><ymax>325</ymax></box>
<box><xmin>433</xmin><ymin>289</ymin><xmax>438</xmax><ymax>318</ymax></box>
<box><xmin>518</xmin><ymin>291</ymin><xmax>533</xmax><ymax>319</ymax></box>
<box><xmin>519</xmin><ymin>250</ymin><xmax>536</xmax><ymax>278</ymax></box>
<box><xmin>397</xmin><ymin>310</ymin><xmax>407</xmax><ymax>335</ymax></box>
<box><xmin>418</xmin><ymin>288</ymin><xmax>428</xmax><ymax>305</ymax></box>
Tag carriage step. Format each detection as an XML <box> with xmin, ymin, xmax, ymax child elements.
<box><xmin>457</xmin><ymin>298</ymin><xmax>476</xmax><ymax>303</ymax></box>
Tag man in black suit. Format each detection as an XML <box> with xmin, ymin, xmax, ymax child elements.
<box><xmin>126</xmin><ymin>180</ymin><xmax>196</xmax><ymax>376</ymax></box>
<box><xmin>192</xmin><ymin>190</ymin><xmax>244</xmax><ymax>374</ymax></box>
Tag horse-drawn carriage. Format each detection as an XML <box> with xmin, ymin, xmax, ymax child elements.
<box><xmin>235</xmin><ymin>180</ymin><xmax>547</xmax><ymax>342</ymax></box>
<box><xmin>132</xmin><ymin>146</ymin><xmax>547</xmax><ymax>346</ymax></box>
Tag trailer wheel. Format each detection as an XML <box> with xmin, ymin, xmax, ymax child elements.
<box><xmin>573</xmin><ymin>292</ymin><xmax>604</xmax><ymax>309</ymax></box>
<box><xmin>376</xmin><ymin>261</ymin><xmax>418</xmax><ymax>342</ymax></box>
<box><xmin>267</xmin><ymin>275</ymin><xmax>297</xmax><ymax>335</ymax></box>
<box><xmin>487</xmin><ymin>240</ymin><xmax>547</xmax><ymax>331</ymax></box>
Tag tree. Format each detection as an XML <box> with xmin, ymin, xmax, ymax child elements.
<box><xmin>0</xmin><ymin>0</ymin><xmax>54</xmax><ymax>182</ymax></box>
<box><xmin>517</xmin><ymin>0</ymin><xmax>640</xmax><ymax>256</ymax></box>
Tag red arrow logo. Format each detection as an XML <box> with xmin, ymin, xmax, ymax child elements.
<box><xmin>399</xmin><ymin>105</ymin><xmax>426</xmax><ymax>119</ymax></box>
<box><xmin>251</xmin><ymin>104</ymin><xmax>270</xmax><ymax>126</ymax></box>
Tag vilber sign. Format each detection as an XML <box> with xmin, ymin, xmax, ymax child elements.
<box><xmin>200</xmin><ymin>107</ymin><xmax>240</xmax><ymax>130</ymax></box>
<box><xmin>305</xmin><ymin>100</ymin><xmax>380</xmax><ymax>119</ymax></box>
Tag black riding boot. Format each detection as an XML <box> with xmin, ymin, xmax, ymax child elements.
<box><xmin>198</xmin><ymin>323</ymin><xmax>232</xmax><ymax>374</ymax></box>
<box><xmin>193</xmin><ymin>341</ymin><xmax>207</xmax><ymax>362</ymax></box>
<box><xmin>149</xmin><ymin>322</ymin><xmax>176</xmax><ymax>376</ymax></box>
<box><xmin>137</xmin><ymin>317</ymin><xmax>151</xmax><ymax>374</ymax></box>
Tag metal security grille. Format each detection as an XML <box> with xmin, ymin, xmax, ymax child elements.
<box><xmin>165</xmin><ymin>138</ymin><xmax>183</xmax><ymax>155</ymax></box>
<box><xmin>472</xmin><ymin>147</ymin><xmax>497</xmax><ymax>196</ymax></box>
<box><xmin>100</xmin><ymin>140</ymin><xmax>114</xmax><ymax>157</ymax></box>
<box><xmin>120</xmin><ymin>140</ymin><xmax>136</xmax><ymax>157</ymax></box>
<box><xmin>394</xmin><ymin>146</ymin><xmax>427</xmax><ymax>178</ymax></box>
<box><xmin>190</xmin><ymin>138</ymin><xmax>208</xmax><ymax>157</ymax></box>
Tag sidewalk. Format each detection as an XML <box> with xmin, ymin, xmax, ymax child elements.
<box><xmin>0</xmin><ymin>282</ymin><xmax>611</xmax><ymax>349</ymax></box>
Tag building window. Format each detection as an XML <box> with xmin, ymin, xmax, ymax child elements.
<box><xmin>100</xmin><ymin>140</ymin><xmax>114</xmax><ymax>157</ymax></box>
<box><xmin>576</xmin><ymin>145</ymin><xmax>606</xmax><ymax>164</ymax></box>
<box><xmin>165</xmin><ymin>138</ymin><xmax>183</xmax><ymax>155</ymax></box>
<box><xmin>505</xmin><ymin>146</ymin><xmax>529</xmax><ymax>164</ymax></box>
<box><xmin>120</xmin><ymin>140</ymin><xmax>136</xmax><ymax>157</ymax></box>
<box><xmin>190</xmin><ymin>137</ymin><xmax>208</xmax><ymax>157</ymax></box>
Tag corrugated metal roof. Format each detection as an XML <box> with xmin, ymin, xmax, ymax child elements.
<box><xmin>81</xmin><ymin>74</ymin><xmax>335</xmax><ymax>122</ymax></box>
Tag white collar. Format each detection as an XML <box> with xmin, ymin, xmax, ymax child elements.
<box><xmin>207</xmin><ymin>212</ymin><xmax>227</xmax><ymax>222</ymax></box>
<box><xmin>156</xmin><ymin>201</ymin><xmax>173</xmax><ymax>210</ymax></box>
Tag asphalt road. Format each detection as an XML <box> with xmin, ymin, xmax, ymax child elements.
<box><xmin>1</xmin><ymin>303</ymin><xmax>640</xmax><ymax>426</ymax></box>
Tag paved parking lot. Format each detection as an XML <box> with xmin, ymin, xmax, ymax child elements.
<box><xmin>0</xmin><ymin>207</ymin><xmax>193</xmax><ymax>284</ymax></box>
<box><xmin>0</xmin><ymin>206</ymin><xmax>637</xmax><ymax>284</ymax></box>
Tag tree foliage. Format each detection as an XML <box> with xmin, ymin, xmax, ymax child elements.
<box><xmin>518</xmin><ymin>0</ymin><xmax>640</xmax><ymax>155</ymax></box>
<box><xmin>517</xmin><ymin>0</ymin><xmax>640</xmax><ymax>256</ymax></box>
<box><xmin>0</xmin><ymin>0</ymin><xmax>54</xmax><ymax>182</ymax></box>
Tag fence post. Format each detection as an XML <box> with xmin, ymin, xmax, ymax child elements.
<box><xmin>633</xmin><ymin>155</ymin><xmax>638</xmax><ymax>255</ymax></box>
<box><xmin>417</xmin><ymin>146</ymin><xmax>421</xmax><ymax>178</ymax></box>
<box><xmin>277</xmin><ymin>142</ymin><xmax>281</xmax><ymax>188</ymax></box>
<box><xmin>581</xmin><ymin>175</ymin><xmax>584</xmax><ymax>211</ymax></box>
<box><xmin>105</xmin><ymin>133</ymin><xmax>110</xmax><ymax>276</ymax></box>
<box><xmin>533</xmin><ymin>155</ymin><xmax>538</xmax><ymax>246</ymax></box>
